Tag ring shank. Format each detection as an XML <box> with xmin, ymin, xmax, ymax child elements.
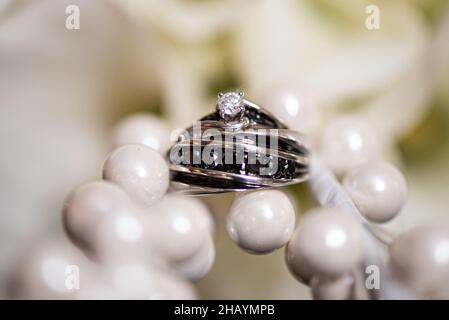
<box><xmin>167</xmin><ymin>98</ymin><xmax>310</xmax><ymax>194</ymax></box>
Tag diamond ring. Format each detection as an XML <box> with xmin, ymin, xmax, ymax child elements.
<box><xmin>167</xmin><ymin>91</ymin><xmax>310</xmax><ymax>194</ymax></box>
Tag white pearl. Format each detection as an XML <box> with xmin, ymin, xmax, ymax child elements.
<box><xmin>390</xmin><ymin>225</ymin><xmax>449</xmax><ymax>297</ymax></box>
<box><xmin>76</xmin><ymin>263</ymin><xmax>126</xmax><ymax>299</ymax></box>
<box><xmin>111</xmin><ymin>113</ymin><xmax>170</xmax><ymax>154</ymax></box>
<box><xmin>63</xmin><ymin>181</ymin><xmax>131</xmax><ymax>251</ymax></box>
<box><xmin>343</xmin><ymin>161</ymin><xmax>407</xmax><ymax>223</ymax></box>
<box><xmin>172</xmin><ymin>233</ymin><xmax>215</xmax><ymax>282</ymax></box>
<box><xmin>286</xmin><ymin>208</ymin><xmax>363</xmax><ymax>278</ymax></box>
<box><xmin>106</xmin><ymin>261</ymin><xmax>159</xmax><ymax>299</ymax></box>
<box><xmin>88</xmin><ymin>210</ymin><xmax>150</xmax><ymax>265</ymax></box>
<box><xmin>103</xmin><ymin>144</ymin><xmax>169</xmax><ymax>207</ymax></box>
<box><xmin>105</xmin><ymin>260</ymin><xmax>197</xmax><ymax>300</ymax></box>
<box><xmin>147</xmin><ymin>195</ymin><xmax>213</xmax><ymax>263</ymax></box>
<box><xmin>284</xmin><ymin>242</ymin><xmax>315</xmax><ymax>285</ymax></box>
<box><xmin>146</xmin><ymin>272</ymin><xmax>198</xmax><ymax>300</ymax></box>
<box><xmin>9</xmin><ymin>240</ymin><xmax>92</xmax><ymax>299</ymax></box>
<box><xmin>311</xmin><ymin>274</ymin><xmax>354</xmax><ymax>300</ymax></box>
<box><xmin>261</xmin><ymin>84</ymin><xmax>319</xmax><ymax>134</ymax></box>
<box><xmin>319</xmin><ymin>116</ymin><xmax>381</xmax><ymax>176</ymax></box>
<box><xmin>227</xmin><ymin>190</ymin><xmax>296</xmax><ymax>254</ymax></box>
<box><xmin>76</xmin><ymin>283</ymin><xmax>125</xmax><ymax>300</ymax></box>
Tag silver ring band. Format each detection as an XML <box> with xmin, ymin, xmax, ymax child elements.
<box><xmin>167</xmin><ymin>91</ymin><xmax>310</xmax><ymax>195</ymax></box>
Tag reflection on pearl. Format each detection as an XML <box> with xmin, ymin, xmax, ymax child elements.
<box><xmin>147</xmin><ymin>195</ymin><xmax>213</xmax><ymax>263</ymax></box>
<box><xmin>103</xmin><ymin>144</ymin><xmax>169</xmax><ymax>207</ymax></box>
<box><xmin>114</xmin><ymin>215</ymin><xmax>144</xmax><ymax>243</ymax></box>
<box><xmin>173</xmin><ymin>216</ymin><xmax>192</xmax><ymax>234</ymax></box>
<box><xmin>40</xmin><ymin>258</ymin><xmax>69</xmax><ymax>293</ymax></box>
<box><xmin>10</xmin><ymin>240</ymin><xmax>92</xmax><ymax>299</ymax></box>
<box><xmin>343</xmin><ymin>161</ymin><xmax>407</xmax><ymax>223</ymax></box>
<box><xmin>434</xmin><ymin>240</ymin><xmax>449</xmax><ymax>265</ymax></box>
<box><xmin>390</xmin><ymin>225</ymin><xmax>449</xmax><ymax>297</ymax></box>
<box><xmin>285</xmin><ymin>95</ymin><xmax>300</xmax><ymax>115</ymax></box>
<box><xmin>261</xmin><ymin>84</ymin><xmax>319</xmax><ymax>134</ymax></box>
<box><xmin>227</xmin><ymin>190</ymin><xmax>296</xmax><ymax>254</ymax></box>
<box><xmin>63</xmin><ymin>181</ymin><xmax>131</xmax><ymax>251</ymax></box>
<box><xmin>89</xmin><ymin>210</ymin><xmax>149</xmax><ymax>265</ymax></box>
<box><xmin>286</xmin><ymin>208</ymin><xmax>363</xmax><ymax>278</ymax></box>
<box><xmin>319</xmin><ymin>116</ymin><xmax>381</xmax><ymax>176</ymax></box>
<box><xmin>325</xmin><ymin>228</ymin><xmax>347</xmax><ymax>249</ymax></box>
<box><xmin>111</xmin><ymin>113</ymin><xmax>170</xmax><ymax>154</ymax></box>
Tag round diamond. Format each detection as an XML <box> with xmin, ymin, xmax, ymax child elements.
<box><xmin>217</xmin><ymin>92</ymin><xmax>245</xmax><ymax>122</ymax></box>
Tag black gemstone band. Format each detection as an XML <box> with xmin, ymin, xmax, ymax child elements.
<box><xmin>167</xmin><ymin>94</ymin><xmax>309</xmax><ymax>194</ymax></box>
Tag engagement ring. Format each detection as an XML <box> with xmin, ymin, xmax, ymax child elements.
<box><xmin>167</xmin><ymin>91</ymin><xmax>309</xmax><ymax>194</ymax></box>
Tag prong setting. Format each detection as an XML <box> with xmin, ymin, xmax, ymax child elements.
<box><xmin>216</xmin><ymin>91</ymin><xmax>245</xmax><ymax>123</ymax></box>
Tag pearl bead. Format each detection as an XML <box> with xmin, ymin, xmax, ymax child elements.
<box><xmin>286</xmin><ymin>208</ymin><xmax>363</xmax><ymax>278</ymax></box>
<box><xmin>147</xmin><ymin>195</ymin><xmax>213</xmax><ymax>263</ymax></box>
<box><xmin>311</xmin><ymin>274</ymin><xmax>354</xmax><ymax>300</ymax></box>
<box><xmin>284</xmin><ymin>243</ymin><xmax>315</xmax><ymax>285</ymax></box>
<box><xmin>107</xmin><ymin>261</ymin><xmax>159</xmax><ymax>299</ymax></box>
<box><xmin>106</xmin><ymin>261</ymin><xmax>197</xmax><ymax>299</ymax></box>
<box><xmin>227</xmin><ymin>190</ymin><xmax>296</xmax><ymax>254</ymax></box>
<box><xmin>343</xmin><ymin>161</ymin><xmax>407</xmax><ymax>223</ymax></box>
<box><xmin>111</xmin><ymin>113</ymin><xmax>170</xmax><ymax>154</ymax></box>
<box><xmin>77</xmin><ymin>284</ymin><xmax>125</xmax><ymax>300</ymax></box>
<box><xmin>146</xmin><ymin>272</ymin><xmax>198</xmax><ymax>300</ymax></box>
<box><xmin>261</xmin><ymin>84</ymin><xmax>319</xmax><ymax>134</ymax></box>
<box><xmin>390</xmin><ymin>225</ymin><xmax>449</xmax><ymax>297</ymax></box>
<box><xmin>172</xmin><ymin>234</ymin><xmax>215</xmax><ymax>282</ymax></box>
<box><xmin>103</xmin><ymin>144</ymin><xmax>169</xmax><ymax>207</ymax></box>
<box><xmin>89</xmin><ymin>211</ymin><xmax>150</xmax><ymax>265</ymax></box>
<box><xmin>10</xmin><ymin>241</ymin><xmax>92</xmax><ymax>299</ymax></box>
<box><xmin>63</xmin><ymin>181</ymin><xmax>131</xmax><ymax>251</ymax></box>
<box><xmin>319</xmin><ymin>116</ymin><xmax>381</xmax><ymax>176</ymax></box>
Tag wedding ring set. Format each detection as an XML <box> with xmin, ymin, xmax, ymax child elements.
<box><xmin>167</xmin><ymin>91</ymin><xmax>310</xmax><ymax>194</ymax></box>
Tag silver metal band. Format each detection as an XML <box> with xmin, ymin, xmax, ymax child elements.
<box><xmin>167</xmin><ymin>92</ymin><xmax>310</xmax><ymax>195</ymax></box>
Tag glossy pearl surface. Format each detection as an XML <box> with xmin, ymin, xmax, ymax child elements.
<box><xmin>172</xmin><ymin>233</ymin><xmax>215</xmax><ymax>282</ymax></box>
<box><xmin>343</xmin><ymin>161</ymin><xmax>407</xmax><ymax>223</ymax></box>
<box><xmin>284</xmin><ymin>243</ymin><xmax>315</xmax><ymax>285</ymax></box>
<box><xmin>147</xmin><ymin>195</ymin><xmax>213</xmax><ymax>263</ymax></box>
<box><xmin>63</xmin><ymin>181</ymin><xmax>131</xmax><ymax>251</ymax></box>
<box><xmin>319</xmin><ymin>116</ymin><xmax>381</xmax><ymax>176</ymax></box>
<box><xmin>390</xmin><ymin>225</ymin><xmax>449</xmax><ymax>297</ymax></box>
<box><xmin>111</xmin><ymin>113</ymin><xmax>170</xmax><ymax>154</ymax></box>
<box><xmin>227</xmin><ymin>190</ymin><xmax>296</xmax><ymax>254</ymax></box>
<box><xmin>262</xmin><ymin>84</ymin><xmax>319</xmax><ymax>134</ymax></box>
<box><xmin>103</xmin><ymin>144</ymin><xmax>169</xmax><ymax>207</ymax></box>
<box><xmin>106</xmin><ymin>261</ymin><xmax>197</xmax><ymax>300</ymax></box>
<box><xmin>286</xmin><ymin>208</ymin><xmax>363</xmax><ymax>277</ymax></box>
<box><xmin>89</xmin><ymin>210</ymin><xmax>148</xmax><ymax>264</ymax></box>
